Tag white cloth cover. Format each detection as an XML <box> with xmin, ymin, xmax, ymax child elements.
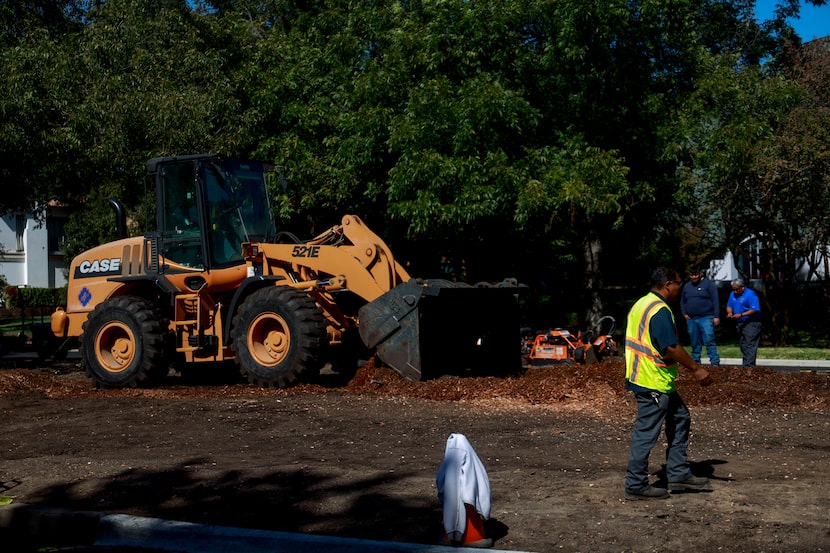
<box><xmin>436</xmin><ymin>433</ymin><xmax>491</xmax><ymax>542</ymax></box>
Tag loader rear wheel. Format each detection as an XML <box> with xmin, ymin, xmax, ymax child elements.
<box><xmin>81</xmin><ymin>296</ymin><xmax>169</xmax><ymax>388</ymax></box>
<box><xmin>231</xmin><ymin>287</ymin><xmax>326</xmax><ymax>388</ymax></box>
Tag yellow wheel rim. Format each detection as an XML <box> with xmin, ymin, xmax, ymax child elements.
<box><xmin>95</xmin><ymin>321</ymin><xmax>136</xmax><ymax>373</ymax></box>
<box><xmin>247</xmin><ymin>312</ymin><xmax>290</xmax><ymax>367</ymax></box>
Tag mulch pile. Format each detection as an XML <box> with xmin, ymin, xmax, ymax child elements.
<box><xmin>1</xmin><ymin>356</ymin><xmax>827</xmax><ymax>413</ymax></box>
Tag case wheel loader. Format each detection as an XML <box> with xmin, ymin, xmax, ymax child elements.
<box><xmin>51</xmin><ymin>154</ymin><xmax>522</xmax><ymax>388</ymax></box>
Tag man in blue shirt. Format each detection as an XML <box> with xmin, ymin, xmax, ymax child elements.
<box><xmin>681</xmin><ymin>267</ymin><xmax>721</xmax><ymax>366</ymax></box>
<box><xmin>726</xmin><ymin>278</ymin><xmax>763</xmax><ymax>367</ymax></box>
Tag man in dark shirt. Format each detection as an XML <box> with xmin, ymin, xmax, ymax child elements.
<box><xmin>624</xmin><ymin>267</ymin><xmax>713</xmax><ymax>500</ymax></box>
<box><xmin>681</xmin><ymin>267</ymin><xmax>720</xmax><ymax>366</ymax></box>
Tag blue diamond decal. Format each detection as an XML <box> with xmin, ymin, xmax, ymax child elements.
<box><xmin>78</xmin><ymin>287</ymin><xmax>92</xmax><ymax>307</ymax></box>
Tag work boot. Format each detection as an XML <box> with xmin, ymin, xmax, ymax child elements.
<box><xmin>624</xmin><ymin>486</ymin><xmax>669</xmax><ymax>500</ymax></box>
<box><xmin>668</xmin><ymin>475</ymin><xmax>712</xmax><ymax>492</ymax></box>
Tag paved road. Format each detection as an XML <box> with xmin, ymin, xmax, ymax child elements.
<box><xmin>0</xmin><ymin>505</ymin><xmax>533</xmax><ymax>553</ymax></box>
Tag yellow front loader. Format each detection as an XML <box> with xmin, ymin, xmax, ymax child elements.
<box><xmin>51</xmin><ymin>154</ymin><xmax>521</xmax><ymax>387</ymax></box>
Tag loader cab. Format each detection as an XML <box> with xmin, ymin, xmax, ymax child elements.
<box><xmin>150</xmin><ymin>155</ymin><xmax>277</xmax><ymax>272</ymax></box>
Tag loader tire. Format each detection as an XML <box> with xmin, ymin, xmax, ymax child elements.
<box><xmin>231</xmin><ymin>286</ymin><xmax>326</xmax><ymax>388</ymax></box>
<box><xmin>81</xmin><ymin>296</ymin><xmax>169</xmax><ymax>388</ymax></box>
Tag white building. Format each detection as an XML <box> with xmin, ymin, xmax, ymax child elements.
<box><xmin>708</xmin><ymin>236</ymin><xmax>829</xmax><ymax>284</ymax></box>
<box><xmin>0</xmin><ymin>206</ymin><xmax>69</xmax><ymax>289</ymax></box>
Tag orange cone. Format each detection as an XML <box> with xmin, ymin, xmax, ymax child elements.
<box><xmin>442</xmin><ymin>503</ymin><xmax>493</xmax><ymax>548</ymax></box>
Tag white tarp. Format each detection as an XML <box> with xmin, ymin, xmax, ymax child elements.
<box><xmin>435</xmin><ymin>433</ymin><xmax>491</xmax><ymax>542</ymax></box>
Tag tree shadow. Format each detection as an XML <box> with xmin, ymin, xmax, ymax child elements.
<box><xmin>9</xmin><ymin>457</ymin><xmax>514</xmax><ymax>549</ymax></box>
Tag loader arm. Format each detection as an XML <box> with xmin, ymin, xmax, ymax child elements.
<box><xmin>248</xmin><ymin>215</ymin><xmax>411</xmax><ymax>303</ymax></box>
<box><xmin>303</xmin><ymin>214</ymin><xmax>411</xmax><ymax>297</ymax></box>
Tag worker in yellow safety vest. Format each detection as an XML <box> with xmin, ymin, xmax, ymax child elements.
<box><xmin>624</xmin><ymin>267</ymin><xmax>713</xmax><ymax>500</ymax></box>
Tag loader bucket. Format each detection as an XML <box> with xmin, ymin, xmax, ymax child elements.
<box><xmin>358</xmin><ymin>281</ymin><xmax>522</xmax><ymax>381</ymax></box>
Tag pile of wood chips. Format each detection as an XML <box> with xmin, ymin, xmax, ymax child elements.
<box><xmin>1</xmin><ymin>356</ymin><xmax>828</xmax><ymax>413</ymax></box>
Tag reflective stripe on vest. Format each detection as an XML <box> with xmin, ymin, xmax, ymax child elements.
<box><xmin>624</xmin><ymin>294</ymin><xmax>678</xmax><ymax>393</ymax></box>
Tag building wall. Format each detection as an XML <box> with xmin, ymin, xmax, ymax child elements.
<box><xmin>0</xmin><ymin>211</ymin><xmax>67</xmax><ymax>289</ymax></box>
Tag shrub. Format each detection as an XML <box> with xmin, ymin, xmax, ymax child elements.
<box><xmin>3</xmin><ymin>286</ymin><xmax>67</xmax><ymax>310</ymax></box>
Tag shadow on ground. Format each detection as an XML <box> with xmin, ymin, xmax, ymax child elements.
<box><xmin>21</xmin><ymin>458</ymin><xmax>450</xmax><ymax>544</ymax></box>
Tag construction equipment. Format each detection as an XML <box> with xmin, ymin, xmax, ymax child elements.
<box><xmin>50</xmin><ymin>154</ymin><xmax>521</xmax><ymax>388</ymax></box>
<box><xmin>522</xmin><ymin>328</ymin><xmax>598</xmax><ymax>366</ymax></box>
<box><xmin>583</xmin><ymin>315</ymin><xmax>619</xmax><ymax>359</ymax></box>
<box><xmin>521</xmin><ymin>316</ymin><xmax>619</xmax><ymax>367</ymax></box>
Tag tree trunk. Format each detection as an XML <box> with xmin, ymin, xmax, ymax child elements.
<box><xmin>582</xmin><ymin>228</ymin><xmax>604</xmax><ymax>329</ymax></box>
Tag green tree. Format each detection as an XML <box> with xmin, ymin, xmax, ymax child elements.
<box><xmin>239</xmin><ymin>0</ymin><xmax>798</xmax><ymax>326</ymax></box>
<box><xmin>0</xmin><ymin>27</ymin><xmax>84</xmax><ymax>216</ymax></box>
<box><xmin>667</xmin><ymin>40</ymin><xmax>830</xmax><ymax>343</ymax></box>
<box><xmin>68</xmin><ymin>0</ymin><xmax>250</xmax><ymax>254</ymax></box>
<box><xmin>506</xmin><ymin>0</ymin><xmax>770</xmax><ymax>322</ymax></box>
<box><xmin>755</xmin><ymin>38</ymin><xmax>830</xmax><ymax>342</ymax></box>
<box><xmin>0</xmin><ymin>0</ymin><xmax>85</xmax><ymax>48</ymax></box>
<box><xmin>770</xmin><ymin>38</ymin><xmax>830</xmax><ymax>285</ymax></box>
<box><xmin>4</xmin><ymin>0</ymin><xmax>824</xmax><ymax>341</ymax></box>
<box><xmin>1</xmin><ymin>0</ymin><xmax>259</xmax><ymax>254</ymax></box>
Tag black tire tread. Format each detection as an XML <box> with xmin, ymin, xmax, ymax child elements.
<box><xmin>80</xmin><ymin>295</ymin><xmax>167</xmax><ymax>388</ymax></box>
<box><xmin>231</xmin><ymin>286</ymin><xmax>327</xmax><ymax>388</ymax></box>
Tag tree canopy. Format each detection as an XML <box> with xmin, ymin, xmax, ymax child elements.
<box><xmin>1</xmin><ymin>0</ymin><xmax>828</xmax><ymax>339</ymax></box>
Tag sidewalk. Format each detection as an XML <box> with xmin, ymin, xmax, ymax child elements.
<box><xmin>703</xmin><ymin>358</ymin><xmax>830</xmax><ymax>371</ymax></box>
<box><xmin>0</xmin><ymin>504</ymin><xmax>534</xmax><ymax>553</ymax></box>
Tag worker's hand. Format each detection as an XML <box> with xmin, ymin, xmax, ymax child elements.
<box><xmin>694</xmin><ymin>367</ymin><xmax>712</xmax><ymax>387</ymax></box>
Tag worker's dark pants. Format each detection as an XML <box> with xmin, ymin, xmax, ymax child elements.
<box><xmin>736</xmin><ymin>320</ymin><xmax>762</xmax><ymax>367</ymax></box>
<box><xmin>625</xmin><ymin>390</ymin><xmax>692</xmax><ymax>493</ymax></box>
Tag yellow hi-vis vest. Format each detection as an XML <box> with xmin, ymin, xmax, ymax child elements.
<box><xmin>624</xmin><ymin>293</ymin><xmax>679</xmax><ymax>393</ymax></box>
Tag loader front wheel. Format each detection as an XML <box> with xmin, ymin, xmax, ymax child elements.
<box><xmin>81</xmin><ymin>296</ymin><xmax>169</xmax><ymax>388</ymax></box>
<box><xmin>231</xmin><ymin>287</ymin><xmax>326</xmax><ymax>387</ymax></box>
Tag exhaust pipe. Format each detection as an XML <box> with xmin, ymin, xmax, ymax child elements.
<box><xmin>108</xmin><ymin>198</ymin><xmax>128</xmax><ymax>239</ymax></box>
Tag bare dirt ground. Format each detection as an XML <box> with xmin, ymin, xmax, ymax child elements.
<box><xmin>1</xmin><ymin>357</ymin><xmax>829</xmax><ymax>552</ymax></box>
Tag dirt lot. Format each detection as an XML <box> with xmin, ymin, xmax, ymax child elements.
<box><xmin>1</xmin><ymin>357</ymin><xmax>829</xmax><ymax>552</ymax></box>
